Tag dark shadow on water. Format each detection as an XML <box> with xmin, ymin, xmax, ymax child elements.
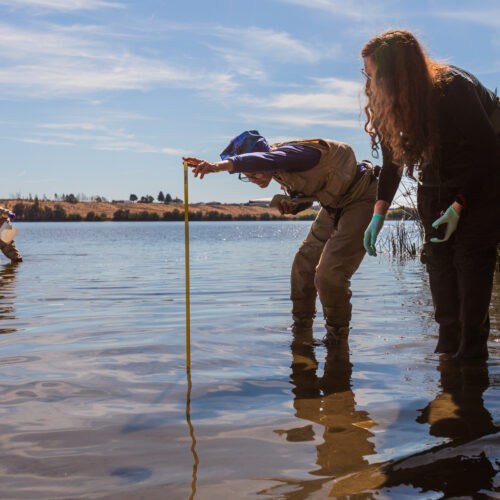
<box><xmin>329</xmin><ymin>358</ymin><xmax>499</xmax><ymax>498</ymax></box>
<box><xmin>417</xmin><ymin>358</ymin><xmax>497</xmax><ymax>441</ymax></box>
<box><xmin>0</xmin><ymin>262</ymin><xmax>19</xmax><ymax>334</ymax></box>
<box><xmin>389</xmin><ymin>358</ymin><xmax>499</xmax><ymax>498</ymax></box>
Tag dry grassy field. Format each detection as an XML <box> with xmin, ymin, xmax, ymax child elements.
<box><xmin>0</xmin><ymin>199</ymin><xmax>318</xmax><ymax>220</ymax></box>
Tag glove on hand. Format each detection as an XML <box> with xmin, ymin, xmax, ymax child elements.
<box><xmin>363</xmin><ymin>214</ymin><xmax>384</xmax><ymax>256</ymax></box>
<box><xmin>8</xmin><ymin>212</ymin><xmax>16</xmax><ymax>220</ymax></box>
<box><xmin>430</xmin><ymin>206</ymin><xmax>459</xmax><ymax>243</ymax></box>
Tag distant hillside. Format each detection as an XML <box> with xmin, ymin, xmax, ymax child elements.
<box><xmin>0</xmin><ymin>199</ymin><xmax>317</xmax><ymax>221</ymax></box>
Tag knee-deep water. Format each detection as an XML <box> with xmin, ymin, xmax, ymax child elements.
<box><xmin>0</xmin><ymin>221</ymin><xmax>498</xmax><ymax>499</ymax></box>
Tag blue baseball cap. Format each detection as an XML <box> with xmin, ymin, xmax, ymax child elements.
<box><xmin>220</xmin><ymin>130</ymin><xmax>270</xmax><ymax>160</ymax></box>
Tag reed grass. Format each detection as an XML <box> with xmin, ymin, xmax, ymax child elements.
<box><xmin>378</xmin><ymin>219</ymin><xmax>423</xmax><ymax>259</ymax></box>
<box><xmin>378</xmin><ymin>178</ymin><xmax>424</xmax><ymax>260</ymax></box>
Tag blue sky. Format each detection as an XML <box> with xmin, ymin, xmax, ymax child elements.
<box><xmin>1</xmin><ymin>0</ymin><xmax>499</xmax><ymax>203</ymax></box>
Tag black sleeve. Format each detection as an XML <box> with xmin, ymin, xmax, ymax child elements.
<box><xmin>443</xmin><ymin>74</ymin><xmax>500</xmax><ymax>205</ymax></box>
<box><xmin>377</xmin><ymin>144</ymin><xmax>402</xmax><ymax>204</ymax></box>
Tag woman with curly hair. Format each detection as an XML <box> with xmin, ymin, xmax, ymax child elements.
<box><xmin>361</xmin><ymin>29</ymin><xmax>500</xmax><ymax>359</ymax></box>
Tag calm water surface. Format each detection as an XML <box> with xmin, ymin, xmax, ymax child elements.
<box><xmin>0</xmin><ymin>221</ymin><xmax>498</xmax><ymax>499</ymax></box>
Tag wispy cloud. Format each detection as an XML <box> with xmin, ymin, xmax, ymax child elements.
<box><xmin>35</xmin><ymin>131</ymin><xmax>133</xmax><ymax>142</ymax></box>
<box><xmin>0</xmin><ymin>18</ymin><xmax>338</xmax><ymax>98</ymax></box>
<box><xmin>212</xmin><ymin>26</ymin><xmax>335</xmax><ymax>64</ymax></box>
<box><xmin>275</xmin><ymin>0</ymin><xmax>386</xmax><ymax>20</ymax></box>
<box><xmin>240</xmin><ymin>112</ymin><xmax>361</xmax><ymax>129</ymax></box>
<box><xmin>93</xmin><ymin>141</ymin><xmax>185</xmax><ymax>154</ymax></box>
<box><xmin>0</xmin><ymin>23</ymin><xmax>236</xmax><ymax>96</ymax></box>
<box><xmin>435</xmin><ymin>9</ymin><xmax>500</xmax><ymax>29</ymax></box>
<box><xmin>267</xmin><ymin>78</ymin><xmax>362</xmax><ymax>112</ymax></box>
<box><xmin>199</xmin><ymin>25</ymin><xmax>339</xmax><ymax>82</ymax></box>
<box><xmin>0</xmin><ymin>22</ymin><xmax>100</xmax><ymax>60</ymax></box>
<box><xmin>39</xmin><ymin>122</ymin><xmax>109</xmax><ymax>131</ymax></box>
<box><xmin>0</xmin><ymin>0</ymin><xmax>123</xmax><ymax>11</ymax></box>
<box><xmin>28</xmin><ymin>121</ymin><xmax>185</xmax><ymax>155</ymax></box>
<box><xmin>269</xmin><ymin>92</ymin><xmax>360</xmax><ymax>111</ymax></box>
<box><xmin>18</xmin><ymin>137</ymin><xmax>73</xmax><ymax>146</ymax></box>
<box><xmin>237</xmin><ymin>76</ymin><xmax>365</xmax><ymax>129</ymax></box>
<box><xmin>217</xmin><ymin>53</ymin><xmax>267</xmax><ymax>81</ymax></box>
<box><xmin>246</xmin><ymin>77</ymin><xmax>364</xmax><ymax>113</ymax></box>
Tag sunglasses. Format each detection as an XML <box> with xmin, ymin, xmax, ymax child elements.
<box><xmin>361</xmin><ymin>68</ymin><xmax>372</xmax><ymax>80</ymax></box>
<box><xmin>238</xmin><ymin>173</ymin><xmax>258</xmax><ymax>182</ymax></box>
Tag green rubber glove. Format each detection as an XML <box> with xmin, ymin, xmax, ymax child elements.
<box><xmin>430</xmin><ymin>205</ymin><xmax>460</xmax><ymax>243</ymax></box>
<box><xmin>363</xmin><ymin>214</ymin><xmax>384</xmax><ymax>256</ymax></box>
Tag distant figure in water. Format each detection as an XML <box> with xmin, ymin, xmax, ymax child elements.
<box><xmin>361</xmin><ymin>30</ymin><xmax>500</xmax><ymax>359</ymax></box>
<box><xmin>0</xmin><ymin>206</ymin><xmax>22</xmax><ymax>263</ymax></box>
<box><xmin>184</xmin><ymin>130</ymin><xmax>378</xmax><ymax>343</ymax></box>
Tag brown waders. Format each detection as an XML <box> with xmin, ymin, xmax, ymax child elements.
<box><xmin>0</xmin><ymin>240</ymin><xmax>22</xmax><ymax>263</ymax></box>
<box><xmin>0</xmin><ymin>209</ymin><xmax>22</xmax><ymax>263</ymax></box>
<box><xmin>290</xmin><ymin>174</ymin><xmax>376</xmax><ymax>329</ymax></box>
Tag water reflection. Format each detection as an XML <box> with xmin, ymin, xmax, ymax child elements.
<box><xmin>186</xmin><ymin>366</ymin><xmax>199</xmax><ymax>500</ymax></box>
<box><xmin>0</xmin><ymin>222</ymin><xmax>496</xmax><ymax>498</ymax></box>
<box><xmin>271</xmin><ymin>330</ymin><xmax>377</xmax><ymax>497</ymax></box>
<box><xmin>417</xmin><ymin>359</ymin><xmax>496</xmax><ymax>441</ymax></box>
<box><xmin>329</xmin><ymin>358</ymin><xmax>498</xmax><ymax>497</ymax></box>
<box><xmin>0</xmin><ymin>262</ymin><xmax>18</xmax><ymax>334</ymax></box>
<box><xmin>389</xmin><ymin>359</ymin><xmax>498</xmax><ymax>497</ymax></box>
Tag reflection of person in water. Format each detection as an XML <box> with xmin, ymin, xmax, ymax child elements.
<box><xmin>273</xmin><ymin>330</ymin><xmax>376</xmax><ymax>495</ymax></box>
<box><xmin>380</xmin><ymin>359</ymin><xmax>498</xmax><ymax>497</ymax></box>
<box><xmin>327</xmin><ymin>358</ymin><xmax>498</xmax><ymax>497</ymax></box>
<box><xmin>0</xmin><ymin>262</ymin><xmax>19</xmax><ymax>334</ymax></box>
<box><xmin>417</xmin><ymin>359</ymin><xmax>496</xmax><ymax>440</ymax></box>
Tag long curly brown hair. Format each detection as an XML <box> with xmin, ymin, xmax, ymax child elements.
<box><xmin>361</xmin><ymin>30</ymin><xmax>450</xmax><ymax>176</ymax></box>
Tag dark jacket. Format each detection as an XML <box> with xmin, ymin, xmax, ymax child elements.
<box><xmin>378</xmin><ymin>66</ymin><xmax>500</xmax><ymax>208</ymax></box>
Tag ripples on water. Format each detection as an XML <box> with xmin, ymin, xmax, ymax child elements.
<box><xmin>0</xmin><ymin>221</ymin><xmax>498</xmax><ymax>499</ymax></box>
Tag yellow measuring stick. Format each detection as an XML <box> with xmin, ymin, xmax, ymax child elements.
<box><xmin>183</xmin><ymin>161</ymin><xmax>197</xmax><ymax>497</ymax></box>
<box><xmin>183</xmin><ymin>160</ymin><xmax>191</xmax><ymax>370</ymax></box>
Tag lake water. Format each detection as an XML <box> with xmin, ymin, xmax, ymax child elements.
<box><xmin>0</xmin><ymin>221</ymin><xmax>498</xmax><ymax>499</ymax></box>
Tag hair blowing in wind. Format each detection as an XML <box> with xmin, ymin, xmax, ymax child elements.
<box><xmin>361</xmin><ymin>29</ymin><xmax>450</xmax><ymax>176</ymax></box>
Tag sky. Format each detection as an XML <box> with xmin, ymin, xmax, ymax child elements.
<box><xmin>1</xmin><ymin>0</ymin><xmax>499</xmax><ymax>204</ymax></box>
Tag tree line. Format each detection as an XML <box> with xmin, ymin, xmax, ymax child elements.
<box><xmin>11</xmin><ymin>200</ymin><xmax>106</xmax><ymax>221</ymax></box>
<box><xmin>7</xmin><ymin>192</ymin><xmax>182</xmax><ymax>204</ymax></box>
<box><xmin>129</xmin><ymin>192</ymin><xmax>182</xmax><ymax>204</ymax></box>
<box><xmin>8</xmin><ymin>199</ymin><xmax>316</xmax><ymax>222</ymax></box>
<box><xmin>112</xmin><ymin>209</ymin><xmax>316</xmax><ymax>221</ymax></box>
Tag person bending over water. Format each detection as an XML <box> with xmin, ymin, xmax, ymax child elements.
<box><xmin>184</xmin><ymin>131</ymin><xmax>378</xmax><ymax>343</ymax></box>
<box><xmin>0</xmin><ymin>207</ymin><xmax>22</xmax><ymax>263</ymax></box>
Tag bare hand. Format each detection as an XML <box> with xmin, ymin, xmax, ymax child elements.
<box><xmin>182</xmin><ymin>157</ymin><xmax>219</xmax><ymax>179</ymax></box>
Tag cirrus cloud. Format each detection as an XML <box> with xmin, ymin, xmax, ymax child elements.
<box><xmin>0</xmin><ymin>0</ymin><xmax>123</xmax><ymax>11</ymax></box>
